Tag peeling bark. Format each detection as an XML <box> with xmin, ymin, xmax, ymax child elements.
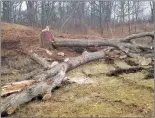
<box><xmin>1</xmin><ymin>50</ymin><xmax>105</xmax><ymax>115</ymax></box>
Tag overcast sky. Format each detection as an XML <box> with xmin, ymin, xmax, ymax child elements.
<box><xmin>21</xmin><ymin>1</ymin><xmax>26</xmax><ymax>11</ymax></box>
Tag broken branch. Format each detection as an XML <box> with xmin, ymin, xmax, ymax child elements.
<box><xmin>1</xmin><ymin>50</ymin><xmax>105</xmax><ymax>115</ymax></box>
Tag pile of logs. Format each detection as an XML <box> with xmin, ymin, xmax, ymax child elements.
<box><xmin>1</xmin><ymin>31</ymin><xmax>154</xmax><ymax>116</ymax></box>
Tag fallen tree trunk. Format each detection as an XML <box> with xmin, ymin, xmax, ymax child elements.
<box><xmin>54</xmin><ymin>38</ymin><xmax>150</xmax><ymax>49</ymax></box>
<box><xmin>54</xmin><ymin>30</ymin><xmax>153</xmax><ymax>48</ymax></box>
<box><xmin>54</xmin><ymin>38</ymin><xmax>151</xmax><ymax>58</ymax></box>
<box><xmin>39</xmin><ymin>30</ymin><xmax>153</xmax><ymax>58</ymax></box>
<box><xmin>53</xmin><ymin>31</ymin><xmax>153</xmax><ymax>54</ymax></box>
<box><xmin>1</xmin><ymin>50</ymin><xmax>105</xmax><ymax>115</ymax></box>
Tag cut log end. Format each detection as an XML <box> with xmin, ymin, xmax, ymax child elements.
<box><xmin>42</xmin><ymin>93</ymin><xmax>52</xmax><ymax>101</ymax></box>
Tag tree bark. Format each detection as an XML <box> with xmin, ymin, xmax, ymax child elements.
<box><xmin>52</xmin><ymin>31</ymin><xmax>153</xmax><ymax>56</ymax></box>
<box><xmin>54</xmin><ymin>31</ymin><xmax>154</xmax><ymax>46</ymax></box>
<box><xmin>54</xmin><ymin>39</ymin><xmax>151</xmax><ymax>56</ymax></box>
<box><xmin>120</xmin><ymin>31</ymin><xmax>154</xmax><ymax>43</ymax></box>
<box><xmin>1</xmin><ymin>50</ymin><xmax>105</xmax><ymax>115</ymax></box>
<box><xmin>16</xmin><ymin>49</ymin><xmax>51</xmax><ymax>69</ymax></box>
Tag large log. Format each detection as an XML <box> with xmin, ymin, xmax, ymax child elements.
<box><xmin>53</xmin><ymin>38</ymin><xmax>151</xmax><ymax>58</ymax></box>
<box><xmin>52</xmin><ymin>31</ymin><xmax>153</xmax><ymax>57</ymax></box>
<box><xmin>54</xmin><ymin>30</ymin><xmax>153</xmax><ymax>47</ymax></box>
<box><xmin>54</xmin><ymin>38</ymin><xmax>151</xmax><ymax>49</ymax></box>
<box><xmin>1</xmin><ymin>50</ymin><xmax>105</xmax><ymax>115</ymax></box>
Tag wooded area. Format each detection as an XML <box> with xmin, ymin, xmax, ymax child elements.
<box><xmin>1</xmin><ymin>1</ymin><xmax>154</xmax><ymax>35</ymax></box>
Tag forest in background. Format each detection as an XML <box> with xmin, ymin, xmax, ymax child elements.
<box><xmin>1</xmin><ymin>1</ymin><xmax>154</xmax><ymax>35</ymax></box>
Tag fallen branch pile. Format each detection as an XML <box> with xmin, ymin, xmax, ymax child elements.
<box><xmin>1</xmin><ymin>30</ymin><xmax>154</xmax><ymax>116</ymax></box>
<box><xmin>1</xmin><ymin>50</ymin><xmax>105</xmax><ymax>115</ymax></box>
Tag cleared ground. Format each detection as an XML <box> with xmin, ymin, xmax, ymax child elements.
<box><xmin>1</xmin><ymin>22</ymin><xmax>154</xmax><ymax>117</ymax></box>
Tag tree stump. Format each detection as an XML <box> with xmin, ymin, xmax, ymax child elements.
<box><xmin>40</xmin><ymin>31</ymin><xmax>54</xmax><ymax>49</ymax></box>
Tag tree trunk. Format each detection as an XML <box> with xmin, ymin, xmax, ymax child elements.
<box><xmin>2</xmin><ymin>1</ymin><xmax>12</xmax><ymax>22</ymax></box>
<box><xmin>150</xmin><ymin>1</ymin><xmax>154</xmax><ymax>23</ymax></box>
<box><xmin>53</xmin><ymin>31</ymin><xmax>153</xmax><ymax>55</ymax></box>
<box><xmin>1</xmin><ymin>50</ymin><xmax>105</xmax><ymax>115</ymax></box>
<box><xmin>120</xmin><ymin>1</ymin><xmax>125</xmax><ymax>33</ymax></box>
<box><xmin>26</xmin><ymin>1</ymin><xmax>35</xmax><ymax>27</ymax></box>
<box><xmin>128</xmin><ymin>1</ymin><xmax>131</xmax><ymax>34</ymax></box>
<box><xmin>99</xmin><ymin>1</ymin><xmax>103</xmax><ymax>36</ymax></box>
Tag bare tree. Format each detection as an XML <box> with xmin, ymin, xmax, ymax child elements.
<box><xmin>26</xmin><ymin>1</ymin><xmax>35</xmax><ymax>26</ymax></box>
<box><xmin>128</xmin><ymin>1</ymin><xmax>131</xmax><ymax>34</ymax></box>
<box><xmin>120</xmin><ymin>1</ymin><xmax>125</xmax><ymax>32</ymax></box>
<box><xmin>150</xmin><ymin>1</ymin><xmax>154</xmax><ymax>23</ymax></box>
<box><xmin>2</xmin><ymin>1</ymin><xmax>12</xmax><ymax>22</ymax></box>
<box><xmin>1</xmin><ymin>1</ymin><xmax>153</xmax><ymax>35</ymax></box>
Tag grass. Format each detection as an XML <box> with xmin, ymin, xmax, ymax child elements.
<box><xmin>9</xmin><ymin>59</ymin><xmax>154</xmax><ymax>117</ymax></box>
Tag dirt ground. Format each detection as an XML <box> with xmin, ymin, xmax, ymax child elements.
<box><xmin>1</xmin><ymin>22</ymin><xmax>154</xmax><ymax>117</ymax></box>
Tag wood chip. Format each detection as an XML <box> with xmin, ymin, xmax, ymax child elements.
<box><xmin>57</xmin><ymin>52</ymin><xmax>65</xmax><ymax>56</ymax></box>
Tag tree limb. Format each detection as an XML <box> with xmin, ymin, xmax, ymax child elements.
<box><xmin>120</xmin><ymin>31</ymin><xmax>154</xmax><ymax>43</ymax></box>
<box><xmin>1</xmin><ymin>50</ymin><xmax>105</xmax><ymax>115</ymax></box>
<box><xmin>16</xmin><ymin>49</ymin><xmax>51</xmax><ymax>69</ymax></box>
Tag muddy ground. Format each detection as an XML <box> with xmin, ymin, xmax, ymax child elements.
<box><xmin>1</xmin><ymin>22</ymin><xmax>154</xmax><ymax>117</ymax></box>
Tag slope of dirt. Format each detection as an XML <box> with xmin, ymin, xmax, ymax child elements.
<box><xmin>2</xmin><ymin>22</ymin><xmax>154</xmax><ymax>41</ymax></box>
<box><xmin>1</xmin><ymin>22</ymin><xmax>154</xmax><ymax>117</ymax></box>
